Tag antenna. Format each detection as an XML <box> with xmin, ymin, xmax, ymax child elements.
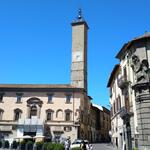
<box><xmin>77</xmin><ymin>8</ymin><xmax>84</xmax><ymax>21</ymax></box>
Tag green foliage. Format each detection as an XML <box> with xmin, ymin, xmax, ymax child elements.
<box><xmin>20</xmin><ymin>140</ymin><xmax>26</xmax><ymax>145</ymax></box>
<box><xmin>0</xmin><ymin>140</ymin><xmax>2</xmax><ymax>148</ymax></box>
<box><xmin>12</xmin><ymin>141</ymin><xmax>18</xmax><ymax>149</ymax></box>
<box><xmin>36</xmin><ymin>141</ymin><xmax>44</xmax><ymax>150</ymax></box>
<box><xmin>133</xmin><ymin>148</ymin><xmax>138</xmax><ymax>150</ymax></box>
<box><xmin>4</xmin><ymin>140</ymin><xmax>10</xmax><ymax>148</ymax></box>
<box><xmin>44</xmin><ymin>143</ymin><xmax>64</xmax><ymax>150</ymax></box>
<box><xmin>47</xmin><ymin>143</ymin><xmax>55</xmax><ymax>150</ymax></box>
<box><xmin>20</xmin><ymin>140</ymin><xmax>26</xmax><ymax>150</ymax></box>
<box><xmin>53</xmin><ymin>143</ymin><xmax>64</xmax><ymax>150</ymax></box>
<box><xmin>43</xmin><ymin>142</ymin><xmax>49</xmax><ymax>150</ymax></box>
<box><xmin>27</xmin><ymin>140</ymin><xmax>33</xmax><ymax>145</ymax></box>
<box><xmin>71</xmin><ymin>148</ymin><xmax>82</xmax><ymax>150</ymax></box>
<box><xmin>27</xmin><ymin>140</ymin><xmax>33</xmax><ymax>150</ymax></box>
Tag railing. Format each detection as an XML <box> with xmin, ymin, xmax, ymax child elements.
<box><xmin>18</xmin><ymin>117</ymin><xmax>44</xmax><ymax>126</ymax></box>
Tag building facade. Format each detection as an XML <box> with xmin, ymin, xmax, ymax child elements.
<box><xmin>0</xmin><ymin>11</ymin><xmax>93</xmax><ymax>143</ymax></box>
<box><xmin>101</xmin><ymin>106</ymin><xmax>111</xmax><ymax>142</ymax></box>
<box><xmin>91</xmin><ymin>104</ymin><xmax>110</xmax><ymax>143</ymax></box>
<box><xmin>108</xmin><ymin>33</ymin><xmax>150</xmax><ymax>150</ymax></box>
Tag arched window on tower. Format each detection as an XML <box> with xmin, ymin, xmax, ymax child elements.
<box><xmin>30</xmin><ymin>105</ymin><xmax>37</xmax><ymax>118</ymax></box>
<box><xmin>14</xmin><ymin>108</ymin><xmax>22</xmax><ymax>121</ymax></box>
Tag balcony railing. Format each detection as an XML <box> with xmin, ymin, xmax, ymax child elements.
<box><xmin>18</xmin><ymin>117</ymin><xmax>44</xmax><ymax>126</ymax></box>
<box><xmin>117</xmin><ymin>76</ymin><xmax>129</xmax><ymax>89</ymax></box>
<box><xmin>18</xmin><ymin>117</ymin><xmax>44</xmax><ymax>132</ymax></box>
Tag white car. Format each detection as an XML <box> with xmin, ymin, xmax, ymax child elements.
<box><xmin>70</xmin><ymin>139</ymin><xmax>92</xmax><ymax>150</ymax></box>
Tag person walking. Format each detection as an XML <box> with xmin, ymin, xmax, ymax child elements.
<box><xmin>80</xmin><ymin>140</ymin><xmax>86</xmax><ymax>150</ymax></box>
<box><xmin>65</xmin><ymin>137</ymin><xmax>71</xmax><ymax>150</ymax></box>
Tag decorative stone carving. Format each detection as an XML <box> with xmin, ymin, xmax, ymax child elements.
<box><xmin>131</xmin><ymin>55</ymin><xmax>149</xmax><ymax>83</ymax></box>
<box><xmin>27</xmin><ymin>97</ymin><xmax>43</xmax><ymax>107</ymax></box>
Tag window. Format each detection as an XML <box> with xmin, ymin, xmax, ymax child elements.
<box><xmin>116</xmin><ymin>98</ymin><xmax>119</xmax><ymax>112</ymax></box>
<box><xmin>47</xmin><ymin>94</ymin><xmax>53</xmax><ymax>103</ymax></box>
<box><xmin>14</xmin><ymin>112</ymin><xmax>20</xmax><ymax>121</ymax></box>
<box><xmin>65</xmin><ymin>109</ymin><xmax>72</xmax><ymax>121</ymax></box>
<box><xmin>64</xmin><ymin>126</ymin><xmax>72</xmax><ymax>132</ymax></box>
<box><xmin>30</xmin><ymin>105</ymin><xmax>37</xmax><ymax>118</ymax></box>
<box><xmin>47</xmin><ymin>112</ymin><xmax>52</xmax><ymax>121</ymax></box>
<box><xmin>0</xmin><ymin>109</ymin><xmax>4</xmax><ymax>120</ymax></box>
<box><xmin>125</xmin><ymin>95</ymin><xmax>130</xmax><ymax>112</ymax></box>
<box><xmin>123</xmin><ymin>67</ymin><xmax>127</xmax><ymax>81</ymax></box>
<box><xmin>16</xmin><ymin>93</ymin><xmax>23</xmax><ymax>103</ymax></box>
<box><xmin>118</xmin><ymin>95</ymin><xmax>121</xmax><ymax>110</ymax></box>
<box><xmin>46</xmin><ymin>109</ymin><xmax>54</xmax><ymax>121</ymax></box>
<box><xmin>66</xmin><ymin>94</ymin><xmax>72</xmax><ymax>103</ymax></box>
<box><xmin>0</xmin><ymin>93</ymin><xmax>4</xmax><ymax>103</ymax></box>
<box><xmin>113</xmin><ymin>102</ymin><xmax>116</xmax><ymax>114</ymax></box>
<box><xmin>65</xmin><ymin>112</ymin><xmax>71</xmax><ymax>121</ymax></box>
<box><xmin>14</xmin><ymin>109</ymin><xmax>22</xmax><ymax>121</ymax></box>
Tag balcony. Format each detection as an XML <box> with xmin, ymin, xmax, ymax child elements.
<box><xmin>117</xmin><ymin>76</ymin><xmax>129</xmax><ymax>89</ymax></box>
<box><xmin>18</xmin><ymin>117</ymin><xmax>44</xmax><ymax>132</ymax></box>
<box><xmin>18</xmin><ymin>117</ymin><xmax>44</xmax><ymax>126</ymax></box>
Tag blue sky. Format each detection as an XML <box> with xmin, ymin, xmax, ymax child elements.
<box><xmin>0</xmin><ymin>0</ymin><xmax>150</xmax><ymax>108</ymax></box>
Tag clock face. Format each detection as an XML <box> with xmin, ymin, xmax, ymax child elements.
<box><xmin>73</xmin><ymin>51</ymin><xmax>83</xmax><ymax>62</ymax></box>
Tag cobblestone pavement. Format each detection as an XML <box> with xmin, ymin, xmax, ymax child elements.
<box><xmin>92</xmin><ymin>143</ymin><xmax>116</xmax><ymax>150</ymax></box>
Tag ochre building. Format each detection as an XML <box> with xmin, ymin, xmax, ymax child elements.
<box><xmin>0</xmin><ymin>11</ymin><xmax>93</xmax><ymax>143</ymax></box>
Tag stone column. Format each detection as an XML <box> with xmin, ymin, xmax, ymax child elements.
<box><xmin>133</xmin><ymin>82</ymin><xmax>150</xmax><ymax>150</ymax></box>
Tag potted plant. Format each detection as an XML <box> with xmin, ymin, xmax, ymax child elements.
<box><xmin>0</xmin><ymin>140</ymin><xmax>2</xmax><ymax>148</ymax></box>
<box><xmin>26</xmin><ymin>140</ymin><xmax>33</xmax><ymax>150</ymax></box>
<box><xmin>36</xmin><ymin>141</ymin><xmax>44</xmax><ymax>150</ymax></box>
<box><xmin>20</xmin><ymin>140</ymin><xmax>26</xmax><ymax>150</ymax></box>
<box><xmin>12</xmin><ymin>141</ymin><xmax>18</xmax><ymax>149</ymax></box>
<box><xmin>4</xmin><ymin>140</ymin><xmax>9</xmax><ymax>149</ymax></box>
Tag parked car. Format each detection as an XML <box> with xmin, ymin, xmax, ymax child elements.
<box><xmin>70</xmin><ymin>139</ymin><xmax>93</xmax><ymax>150</ymax></box>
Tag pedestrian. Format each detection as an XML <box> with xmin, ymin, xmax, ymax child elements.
<box><xmin>65</xmin><ymin>137</ymin><xmax>71</xmax><ymax>150</ymax></box>
<box><xmin>80</xmin><ymin>140</ymin><xmax>86</xmax><ymax>150</ymax></box>
<box><xmin>89</xmin><ymin>144</ymin><xmax>93</xmax><ymax>150</ymax></box>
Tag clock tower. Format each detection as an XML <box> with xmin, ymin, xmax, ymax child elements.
<box><xmin>71</xmin><ymin>9</ymin><xmax>89</xmax><ymax>92</ymax></box>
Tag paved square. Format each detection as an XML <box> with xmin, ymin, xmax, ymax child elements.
<box><xmin>92</xmin><ymin>143</ymin><xmax>116</xmax><ymax>150</ymax></box>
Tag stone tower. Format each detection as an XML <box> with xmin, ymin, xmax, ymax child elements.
<box><xmin>71</xmin><ymin>9</ymin><xmax>89</xmax><ymax>92</ymax></box>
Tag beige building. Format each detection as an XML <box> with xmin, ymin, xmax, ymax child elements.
<box><xmin>0</xmin><ymin>10</ymin><xmax>93</xmax><ymax>143</ymax></box>
<box><xmin>108</xmin><ymin>59</ymin><xmax>138</xmax><ymax>149</ymax></box>
<box><xmin>107</xmin><ymin>33</ymin><xmax>150</xmax><ymax>149</ymax></box>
